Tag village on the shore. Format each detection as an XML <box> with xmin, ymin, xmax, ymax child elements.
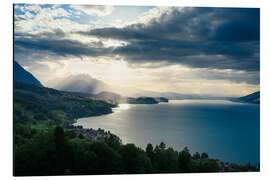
<box><xmin>70</xmin><ymin>125</ymin><xmax>112</xmax><ymax>141</ymax></box>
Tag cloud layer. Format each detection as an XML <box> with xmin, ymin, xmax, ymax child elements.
<box><xmin>78</xmin><ymin>7</ymin><xmax>259</xmax><ymax>71</ymax></box>
<box><xmin>70</xmin><ymin>5</ymin><xmax>115</xmax><ymax>16</ymax></box>
<box><xmin>15</xmin><ymin>7</ymin><xmax>260</xmax><ymax>72</ymax></box>
<box><xmin>14</xmin><ymin>5</ymin><xmax>260</xmax><ymax>96</ymax></box>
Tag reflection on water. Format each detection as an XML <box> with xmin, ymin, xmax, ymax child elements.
<box><xmin>75</xmin><ymin>99</ymin><xmax>259</xmax><ymax>165</ymax></box>
<box><xmin>112</xmin><ymin>104</ymin><xmax>131</xmax><ymax>114</ymax></box>
<box><xmin>118</xmin><ymin>104</ymin><xmax>130</xmax><ymax>110</ymax></box>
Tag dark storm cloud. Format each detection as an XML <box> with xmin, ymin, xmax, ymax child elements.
<box><xmin>78</xmin><ymin>7</ymin><xmax>260</xmax><ymax>72</ymax></box>
<box><xmin>14</xmin><ymin>30</ymin><xmax>112</xmax><ymax>59</ymax></box>
<box><xmin>14</xmin><ymin>7</ymin><xmax>260</xmax><ymax>73</ymax></box>
<box><xmin>197</xmin><ymin>69</ymin><xmax>260</xmax><ymax>85</ymax></box>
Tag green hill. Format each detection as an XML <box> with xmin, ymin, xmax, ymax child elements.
<box><xmin>14</xmin><ymin>82</ymin><xmax>116</xmax><ymax>127</ymax></box>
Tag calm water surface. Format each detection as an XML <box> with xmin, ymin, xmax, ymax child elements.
<box><xmin>74</xmin><ymin>100</ymin><xmax>260</xmax><ymax>165</ymax></box>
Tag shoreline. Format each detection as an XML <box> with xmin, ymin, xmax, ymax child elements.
<box><xmin>71</xmin><ymin>104</ymin><xmax>121</xmax><ymax>125</ymax></box>
<box><xmin>72</xmin><ymin>100</ymin><xmax>259</xmax><ymax>167</ymax></box>
<box><xmin>67</xmin><ymin>124</ymin><xmax>260</xmax><ymax>171</ymax></box>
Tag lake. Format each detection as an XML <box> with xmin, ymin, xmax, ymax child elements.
<box><xmin>74</xmin><ymin>100</ymin><xmax>260</xmax><ymax>165</ymax></box>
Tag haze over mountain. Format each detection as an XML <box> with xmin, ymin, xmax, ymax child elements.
<box><xmin>14</xmin><ymin>61</ymin><xmax>43</xmax><ymax>87</ymax></box>
<box><xmin>52</xmin><ymin>74</ymin><xmax>110</xmax><ymax>94</ymax></box>
<box><xmin>93</xmin><ymin>91</ymin><xmax>124</xmax><ymax>104</ymax></box>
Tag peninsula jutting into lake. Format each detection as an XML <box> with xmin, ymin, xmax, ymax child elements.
<box><xmin>14</xmin><ymin>4</ymin><xmax>260</xmax><ymax>176</ymax></box>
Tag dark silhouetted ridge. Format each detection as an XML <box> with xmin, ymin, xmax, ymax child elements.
<box><xmin>14</xmin><ymin>61</ymin><xmax>43</xmax><ymax>87</ymax></box>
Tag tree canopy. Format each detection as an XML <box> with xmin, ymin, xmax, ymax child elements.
<box><xmin>14</xmin><ymin>124</ymin><xmax>258</xmax><ymax>176</ymax></box>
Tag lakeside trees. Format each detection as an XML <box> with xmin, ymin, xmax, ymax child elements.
<box><xmin>14</xmin><ymin>125</ymin><xmax>258</xmax><ymax>176</ymax></box>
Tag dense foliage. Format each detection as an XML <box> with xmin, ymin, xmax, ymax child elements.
<box><xmin>14</xmin><ymin>82</ymin><xmax>116</xmax><ymax>127</ymax></box>
<box><xmin>14</xmin><ymin>125</ymin><xmax>258</xmax><ymax>176</ymax></box>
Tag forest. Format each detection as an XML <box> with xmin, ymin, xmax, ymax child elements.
<box><xmin>14</xmin><ymin>124</ymin><xmax>259</xmax><ymax>176</ymax></box>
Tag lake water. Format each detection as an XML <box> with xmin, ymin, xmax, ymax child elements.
<box><xmin>74</xmin><ymin>100</ymin><xmax>260</xmax><ymax>165</ymax></box>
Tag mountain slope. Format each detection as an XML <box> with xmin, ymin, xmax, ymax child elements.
<box><xmin>230</xmin><ymin>91</ymin><xmax>260</xmax><ymax>104</ymax></box>
<box><xmin>14</xmin><ymin>61</ymin><xmax>43</xmax><ymax>87</ymax></box>
<box><xmin>237</xmin><ymin>91</ymin><xmax>260</xmax><ymax>104</ymax></box>
<box><xmin>14</xmin><ymin>82</ymin><xmax>116</xmax><ymax>126</ymax></box>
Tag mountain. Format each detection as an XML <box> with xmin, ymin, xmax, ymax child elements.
<box><xmin>237</xmin><ymin>91</ymin><xmax>260</xmax><ymax>104</ymax></box>
<box><xmin>14</xmin><ymin>61</ymin><xmax>43</xmax><ymax>87</ymax></box>
<box><xmin>92</xmin><ymin>91</ymin><xmax>124</xmax><ymax>104</ymax></box>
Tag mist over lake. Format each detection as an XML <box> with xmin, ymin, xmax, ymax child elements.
<box><xmin>75</xmin><ymin>100</ymin><xmax>260</xmax><ymax>165</ymax></box>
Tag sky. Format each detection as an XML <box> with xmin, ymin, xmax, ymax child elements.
<box><xmin>14</xmin><ymin>4</ymin><xmax>260</xmax><ymax>97</ymax></box>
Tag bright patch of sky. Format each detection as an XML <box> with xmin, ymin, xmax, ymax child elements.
<box><xmin>14</xmin><ymin>4</ymin><xmax>155</xmax><ymax>31</ymax></box>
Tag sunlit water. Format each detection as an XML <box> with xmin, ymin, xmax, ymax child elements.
<box><xmin>74</xmin><ymin>100</ymin><xmax>260</xmax><ymax>165</ymax></box>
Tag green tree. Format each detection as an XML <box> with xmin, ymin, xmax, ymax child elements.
<box><xmin>105</xmin><ymin>134</ymin><xmax>122</xmax><ymax>152</ymax></box>
<box><xmin>53</xmin><ymin>126</ymin><xmax>71</xmax><ymax>174</ymax></box>
<box><xmin>90</xmin><ymin>141</ymin><xmax>123</xmax><ymax>174</ymax></box>
<box><xmin>152</xmin><ymin>147</ymin><xmax>179</xmax><ymax>173</ymax></box>
<box><xmin>154</xmin><ymin>145</ymin><xmax>160</xmax><ymax>153</ymax></box>
<box><xmin>159</xmin><ymin>141</ymin><xmax>166</xmax><ymax>150</ymax></box>
<box><xmin>15</xmin><ymin>129</ymin><xmax>56</xmax><ymax>176</ymax></box>
<box><xmin>201</xmin><ymin>152</ymin><xmax>209</xmax><ymax>160</ymax></box>
<box><xmin>146</xmin><ymin>143</ymin><xmax>154</xmax><ymax>162</ymax></box>
<box><xmin>121</xmin><ymin>144</ymin><xmax>152</xmax><ymax>173</ymax></box>
<box><xmin>199</xmin><ymin>159</ymin><xmax>220</xmax><ymax>172</ymax></box>
<box><xmin>68</xmin><ymin>138</ymin><xmax>97</xmax><ymax>174</ymax></box>
<box><xmin>178</xmin><ymin>146</ymin><xmax>191</xmax><ymax>172</ymax></box>
<box><xmin>193</xmin><ymin>152</ymin><xmax>201</xmax><ymax>160</ymax></box>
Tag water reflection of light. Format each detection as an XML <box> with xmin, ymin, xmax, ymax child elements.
<box><xmin>118</xmin><ymin>104</ymin><xmax>130</xmax><ymax>110</ymax></box>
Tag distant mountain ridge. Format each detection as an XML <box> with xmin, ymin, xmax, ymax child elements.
<box><xmin>229</xmin><ymin>91</ymin><xmax>260</xmax><ymax>104</ymax></box>
<box><xmin>14</xmin><ymin>61</ymin><xmax>43</xmax><ymax>87</ymax></box>
<box><xmin>93</xmin><ymin>91</ymin><xmax>169</xmax><ymax>104</ymax></box>
<box><xmin>237</xmin><ymin>91</ymin><xmax>260</xmax><ymax>104</ymax></box>
<box><xmin>134</xmin><ymin>91</ymin><xmax>231</xmax><ymax>100</ymax></box>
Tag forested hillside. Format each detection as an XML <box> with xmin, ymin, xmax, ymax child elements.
<box><xmin>14</xmin><ymin>82</ymin><xmax>116</xmax><ymax>127</ymax></box>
